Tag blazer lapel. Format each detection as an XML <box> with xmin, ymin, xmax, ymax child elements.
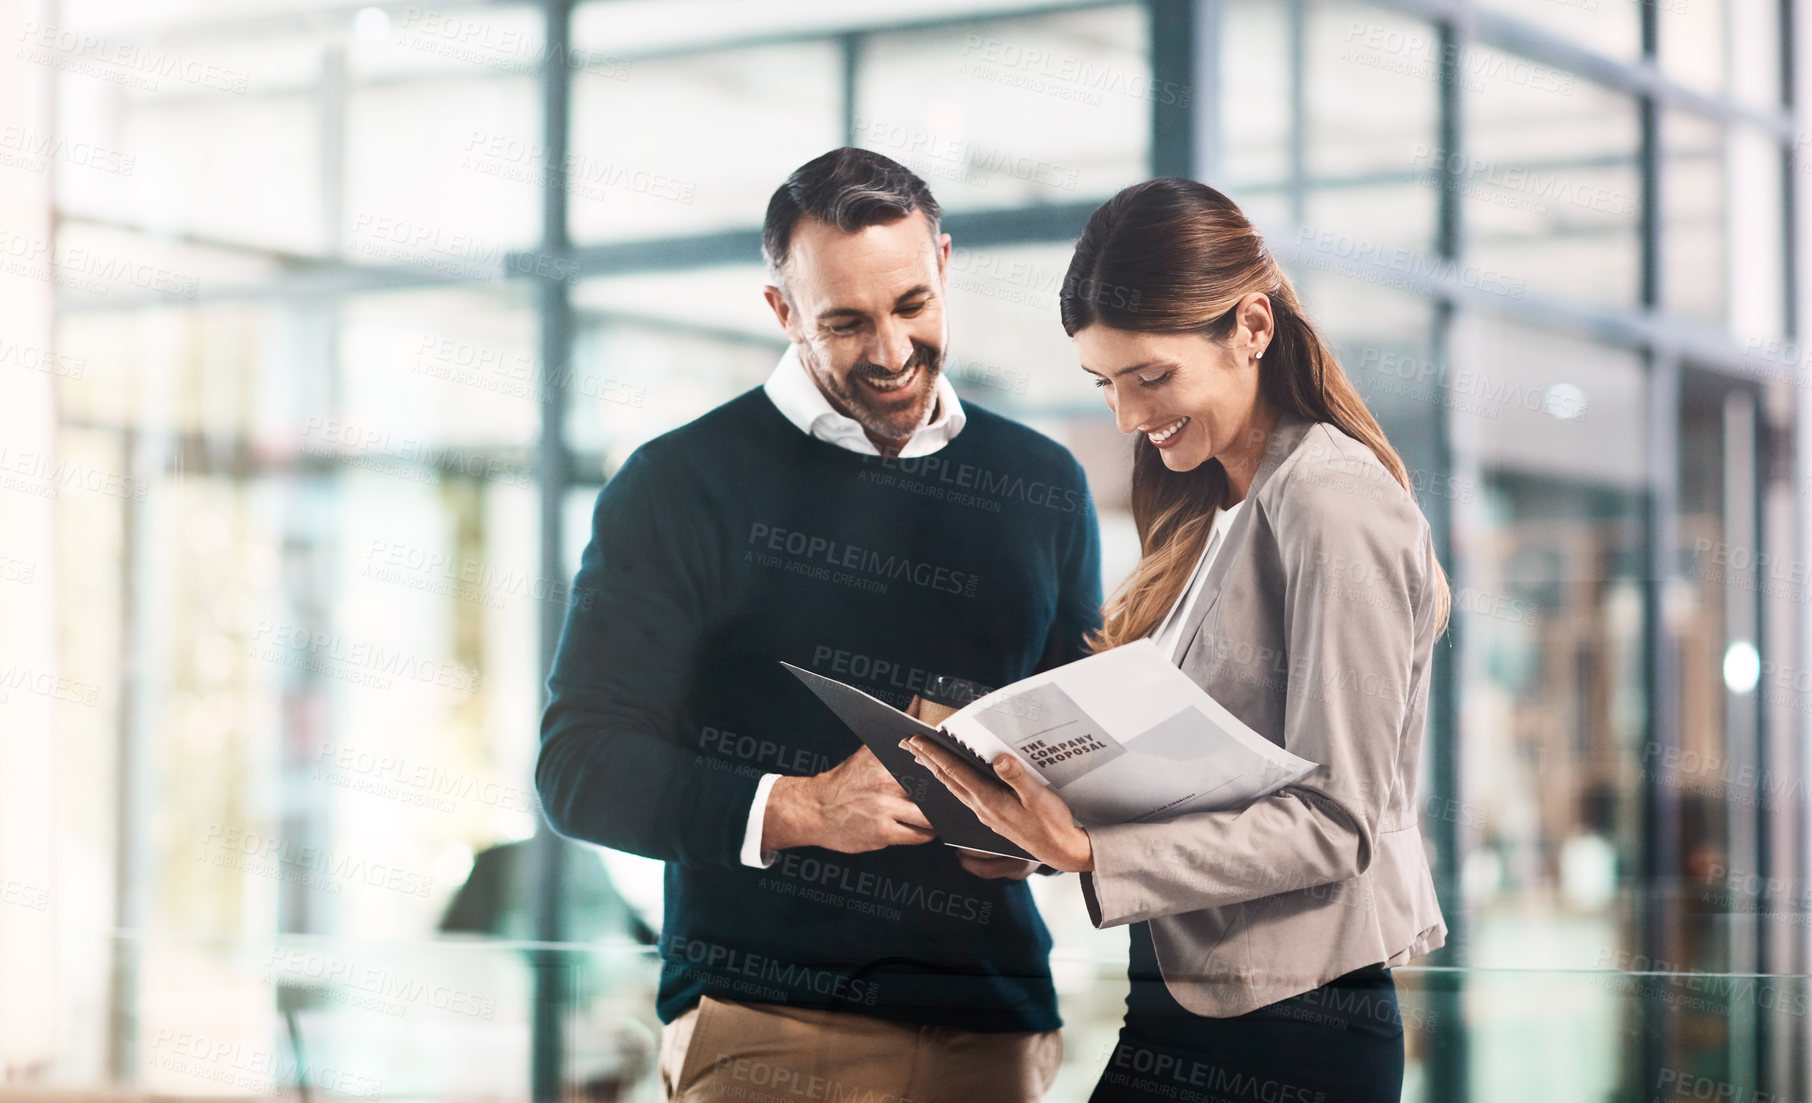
<box><xmin>1169</xmin><ymin>411</ymin><xmax>1314</xmax><ymax>666</ymax></box>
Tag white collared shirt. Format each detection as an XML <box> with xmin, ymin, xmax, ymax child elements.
<box><xmin>1149</xmin><ymin>498</ymin><xmax>1245</xmax><ymax>661</ymax></box>
<box><xmin>740</xmin><ymin>343</ymin><xmax>967</xmax><ymax>868</ymax></box>
<box><xmin>761</xmin><ymin>342</ymin><xmax>965</xmax><ymax>457</ymax></box>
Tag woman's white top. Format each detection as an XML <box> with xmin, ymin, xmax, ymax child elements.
<box><xmin>1148</xmin><ymin>498</ymin><xmax>1245</xmax><ymax>659</ymax></box>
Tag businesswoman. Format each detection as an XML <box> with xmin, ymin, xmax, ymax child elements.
<box><xmin>904</xmin><ymin>177</ymin><xmax>1450</xmax><ymax>1103</ymax></box>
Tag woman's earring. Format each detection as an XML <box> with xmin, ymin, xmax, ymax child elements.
<box><xmin>1255</xmin><ymin>349</ymin><xmax>1265</xmax><ymax>360</ymax></box>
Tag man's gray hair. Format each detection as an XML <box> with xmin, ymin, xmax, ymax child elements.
<box><xmin>762</xmin><ymin>147</ymin><xmax>942</xmax><ymax>283</ymax></box>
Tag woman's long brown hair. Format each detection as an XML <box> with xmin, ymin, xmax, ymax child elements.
<box><xmin>1059</xmin><ymin>177</ymin><xmax>1451</xmax><ymax>651</ymax></box>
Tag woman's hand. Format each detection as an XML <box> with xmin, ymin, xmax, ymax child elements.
<box><xmin>900</xmin><ymin>736</ymin><xmax>1094</xmax><ymax>873</ymax></box>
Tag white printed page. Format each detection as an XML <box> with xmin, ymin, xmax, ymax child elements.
<box><xmin>940</xmin><ymin>639</ymin><xmax>1316</xmax><ymax>827</ymax></box>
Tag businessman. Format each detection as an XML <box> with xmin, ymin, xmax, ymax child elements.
<box><xmin>536</xmin><ymin>148</ymin><xmax>1102</xmax><ymax>1102</ymax></box>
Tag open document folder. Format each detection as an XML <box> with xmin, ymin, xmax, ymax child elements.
<box><xmin>781</xmin><ymin>638</ymin><xmax>1317</xmax><ymax>860</ymax></box>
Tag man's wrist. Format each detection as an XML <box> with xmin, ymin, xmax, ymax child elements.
<box><xmin>761</xmin><ymin>775</ymin><xmax>819</xmax><ymax>852</ymax></box>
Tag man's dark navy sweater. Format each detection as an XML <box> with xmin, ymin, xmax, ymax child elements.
<box><xmin>536</xmin><ymin>386</ymin><xmax>1102</xmax><ymax>1033</ymax></box>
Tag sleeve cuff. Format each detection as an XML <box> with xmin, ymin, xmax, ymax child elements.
<box><xmin>739</xmin><ymin>773</ymin><xmax>782</xmax><ymax>869</ymax></box>
<box><xmin>1076</xmin><ymin>824</ymin><xmax>1146</xmax><ymax>928</ymax></box>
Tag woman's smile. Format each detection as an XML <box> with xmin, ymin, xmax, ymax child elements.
<box><xmin>1146</xmin><ymin>415</ymin><xmax>1190</xmax><ymax>448</ymax></box>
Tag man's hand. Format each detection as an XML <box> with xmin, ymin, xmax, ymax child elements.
<box><xmin>956</xmin><ymin>852</ymin><xmax>1040</xmax><ymax>880</ymax></box>
<box><xmin>761</xmin><ymin>746</ymin><xmax>936</xmax><ymax>854</ymax></box>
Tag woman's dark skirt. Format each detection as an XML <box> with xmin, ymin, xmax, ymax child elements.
<box><xmin>1088</xmin><ymin>921</ymin><xmax>1405</xmax><ymax>1103</ymax></box>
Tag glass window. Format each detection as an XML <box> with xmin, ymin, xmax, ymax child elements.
<box><xmin>58</xmin><ymin>305</ymin><xmax>269</xmax><ymax>437</ymax></box>
<box><xmin>65</xmin><ymin>90</ymin><xmax>322</xmax><ymax>256</ymax></box>
<box><xmin>1458</xmin><ymin>469</ymin><xmax>1647</xmax><ymax>1098</ymax></box>
<box><xmin>856</xmin><ymin>8</ymin><xmax>1150</xmax><ymax>212</ymax></box>
<box><xmin>1465</xmin><ymin>60</ymin><xmax>1642</xmax><ymax>309</ymax></box>
<box><xmin>1655</xmin><ymin>0</ymin><xmax>1788</xmax><ymax>109</ymax></box>
<box><xmin>1447</xmin><ymin>316</ymin><xmax>1650</xmax><ymax>1101</ymax></box>
<box><xmin>1722</xmin><ymin>1</ymin><xmax>1785</xmax><ymax>110</ymax></box>
<box><xmin>1298</xmin><ymin>271</ymin><xmax>1442</xmax><ymax>474</ymax></box>
<box><xmin>338</xmin><ymin>287</ymin><xmax>543</xmax><ymax>452</ymax></box>
<box><xmin>1458</xmin><ymin>315</ymin><xmax>1647</xmax><ymax>487</ymax></box>
<box><xmin>1658</xmin><ymin>0</ymin><xmax>1727</xmax><ymax>96</ymax></box>
<box><xmin>569</xmin><ymin>42</ymin><xmax>842</xmax><ymax>242</ymax></box>
<box><xmin>24</xmin><ymin>14</ymin><xmax>320</xmax><ymax>250</ymax></box>
<box><xmin>1217</xmin><ymin>0</ymin><xmax>1292</xmax><ymax>194</ymax></box>
<box><xmin>568</xmin><ymin>323</ymin><xmax>780</xmax><ymax>473</ymax></box>
<box><xmin>353</xmin><ymin>4</ymin><xmax>546</xmax><ymax>84</ymax></box>
<box><xmin>1725</xmin><ymin>125</ymin><xmax>1789</xmax><ymax>349</ymax></box>
<box><xmin>1655</xmin><ymin>0</ymin><xmax>1785</xmax><ymax>109</ymax></box>
<box><xmin>1304</xmin><ymin>4</ymin><xmax>1439</xmax><ymax>180</ymax></box>
<box><xmin>566</xmin><ymin>266</ymin><xmax>782</xmax><ymax>469</ymax></box>
<box><xmin>1662</xmin><ymin>110</ymin><xmax>1727</xmax><ymax>326</ymax></box>
<box><xmin>53</xmin><ymin>289</ymin><xmax>549</xmax><ymax>946</ymax></box>
<box><xmin>942</xmin><ymin>240</ymin><xmax>1095</xmax><ymax>411</ymax></box>
<box><xmin>1664</xmin><ymin>370</ymin><xmax>1772</xmax><ymax>1088</ymax></box>
<box><xmin>1471</xmin><ymin>0</ymin><xmax>1641</xmax><ymax>62</ymax></box>
<box><xmin>571</xmin><ymin>0</ymin><xmax>1135</xmax><ymax>55</ymax></box>
<box><xmin>1298</xmin><ymin>3</ymin><xmax>1441</xmax><ymax>254</ymax></box>
<box><xmin>345</xmin><ymin>76</ymin><xmax>543</xmax><ymax>260</ymax></box>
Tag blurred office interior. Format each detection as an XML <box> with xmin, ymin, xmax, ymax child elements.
<box><xmin>1</xmin><ymin>0</ymin><xmax>1810</xmax><ymax>1099</ymax></box>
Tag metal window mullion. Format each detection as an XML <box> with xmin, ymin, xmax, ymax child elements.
<box><xmin>1420</xmin><ymin>14</ymin><xmax>1469</xmax><ymax>1103</ymax></box>
<box><xmin>840</xmin><ymin>32</ymin><xmax>861</xmax><ymax>148</ymax></box>
<box><xmin>530</xmin><ymin>1</ymin><xmax>575</xmax><ymax>1101</ymax></box>
<box><xmin>1638</xmin><ymin>0</ymin><xmax>1680</xmax><ymax>1088</ymax></box>
<box><xmin>1369</xmin><ymin>0</ymin><xmax>1794</xmax><ymax>139</ymax></box>
<box><xmin>1149</xmin><ymin>0</ymin><xmax>1192</xmax><ymax>178</ymax></box>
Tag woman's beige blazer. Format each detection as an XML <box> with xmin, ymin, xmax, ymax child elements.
<box><xmin>1080</xmin><ymin>411</ymin><xmax>1448</xmax><ymax>1017</ymax></box>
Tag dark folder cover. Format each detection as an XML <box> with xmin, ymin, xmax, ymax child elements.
<box><xmin>781</xmin><ymin>662</ymin><xmax>1031</xmax><ymax>861</ymax></box>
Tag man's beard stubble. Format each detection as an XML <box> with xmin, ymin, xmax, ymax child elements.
<box><xmin>801</xmin><ymin>341</ymin><xmax>945</xmax><ymax>442</ymax></box>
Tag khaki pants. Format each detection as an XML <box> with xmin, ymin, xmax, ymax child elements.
<box><xmin>658</xmin><ymin>995</ymin><xmax>1063</xmax><ymax>1103</ymax></box>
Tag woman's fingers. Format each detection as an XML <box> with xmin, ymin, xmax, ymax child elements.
<box><xmin>922</xmin><ymin>748</ymin><xmax>986</xmax><ymax>808</ymax></box>
<box><xmin>996</xmin><ymin>757</ymin><xmax>1075</xmax><ymax>825</ymax></box>
<box><xmin>902</xmin><ymin>738</ymin><xmax>995</xmax><ymax>812</ymax></box>
<box><xmin>901</xmin><ymin>737</ymin><xmax>1090</xmax><ymax>873</ymax></box>
<box><xmin>907</xmin><ymin>741</ymin><xmax>1040</xmax><ymax>843</ymax></box>
<box><xmin>988</xmin><ymin>755</ymin><xmax>1045</xmax><ymax>806</ymax></box>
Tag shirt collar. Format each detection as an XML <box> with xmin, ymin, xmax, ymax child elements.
<box><xmin>762</xmin><ymin>343</ymin><xmax>965</xmax><ymax>457</ymax></box>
